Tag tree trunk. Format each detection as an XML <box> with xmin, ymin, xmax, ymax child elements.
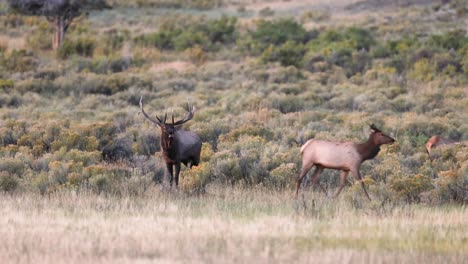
<box><xmin>52</xmin><ymin>16</ymin><xmax>66</xmax><ymax>50</ymax></box>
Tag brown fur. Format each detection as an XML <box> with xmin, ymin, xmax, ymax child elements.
<box><xmin>140</xmin><ymin>97</ymin><xmax>202</xmax><ymax>188</ymax></box>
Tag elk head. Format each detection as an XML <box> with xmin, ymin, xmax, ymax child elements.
<box><xmin>369</xmin><ymin>124</ymin><xmax>396</xmax><ymax>145</ymax></box>
<box><xmin>139</xmin><ymin>96</ymin><xmax>195</xmax><ymax>149</ymax></box>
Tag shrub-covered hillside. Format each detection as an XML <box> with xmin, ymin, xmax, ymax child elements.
<box><xmin>0</xmin><ymin>0</ymin><xmax>467</xmax><ymax>203</ymax></box>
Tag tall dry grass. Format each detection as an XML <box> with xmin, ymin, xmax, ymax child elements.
<box><xmin>0</xmin><ymin>185</ymin><xmax>466</xmax><ymax>263</ymax></box>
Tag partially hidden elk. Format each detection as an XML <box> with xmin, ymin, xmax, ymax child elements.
<box><xmin>139</xmin><ymin>96</ymin><xmax>202</xmax><ymax>188</ymax></box>
<box><xmin>296</xmin><ymin>124</ymin><xmax>396</xmax><ymax>200</ymax></box>
<box><xmin>425</xmin><ymin>136</ymin><xmax>467</xmax><ymax>157</ymax></box>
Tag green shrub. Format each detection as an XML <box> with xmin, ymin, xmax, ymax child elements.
<box><xmin>211</xmin><ymin>150</ymin><xmax>243</xmax><ymax>184</ymax></box>
<box><xmin>64</xmin><ymin>149</ymin><xmax>101</xmax><ymax>166</ymax></box>
<box><xmin>0</xmin><ymin>78</ymin><xmax>14</xmax><ymax>90</ymax></box>
<box><xmin>102</xmin><ymin>136</ymin><xmax>133</xmax><ymax>162</ymax></box>
<box><xmin>409</xmin><ymin>58</ymin><xmax>436</xmax><ymax>82</ymax></box>
<box><xmin>432</xmin><ymin>52</ymin><xmax>461</xmax><ymax>72</ymax></box>
<box><xmin>389</xmin><ymin>174</ymin><xmax>433</xmax><ymax>203</ymax></box>
<box><xmin>219</xmin><ymin>125</ymin><xmax>273</xmax><ymax>143</ymax></box>
<box><xmin>51</xmin><ymin>131</ymin><xmax>82</xmax><ymax>151</ymax></box>
<box><xmin>268</xmin><ymin>163</ymin><xmax>297</xmax><ymax>189</ymax></box>
<box><xmin>344</xmin><ymin>27</ymin><xmax>375</xmax><ymax>51</ymax></box>
<box><xmin>303</xmin><ymin>54</ymin><xmax>329</xmax><ymax>72</ymax></box>
<box><xmin>133</xmin><ymin>130</ymin><xmax>159</xmax><ymax>156</ymax></box>
<box><xmin>101</xmin><ymin>29</ymin><xmax>130</xmax><ymax>55</ymax></box>
<box><xmin>196</xmin><ymin>15</ymin><xmax>237</xmax><ymax>45</ymax></box>
<box><xmin>57</xmin><ymin>37</ymin><xmax>96</xmax><ymax>59</ymax></box>
<box><xmin>79</xmin><ymin>122</ymin><xmax>118</xmax><ymax>148</ymax></box>
<box><xmin>89</xmin><ymin>174</ymin><xmax>111</xmax><ymax>194</ymax></box>
<box><xmin>0</xmin><ymin>120</ymin><xmax>27</xmax><ymax>146</ymax></box>
<box><xmin>134</xmin><ymin>30</ymin><xmax>180</xmax><ymax>49</ymax></box>
<box><xmin>260</xmin><ymin>41</ymin><xmax>306</xmax><ymax>67</ymax></box>
<box><xmin>428</xmin><ymin>29</ymin><xmax>468</xmax><ymax>51</ymax></box>
<box><xmin>237</xmin><ymin>147</ymin><xmax>268</xmax><ymax>185</ymax></box>
<box><xmin>270</xmin><ymin>94</ymin><xmax>304</xmax><ymax>113</ymax></box>
<box><xmin>0</xmin><ymin>171</ymin><xmax>19</xmax><ymax>192</ymax></box>
<box><xmin>270</xmin><ymin>66</ymin><xmax>305</xmax><ymax>84</ymax></box>
<box><xmin>192</xmin><ymin>120</ymin><xmax>230</xmax><ymax>150</ymax></box>
<box><xmin>62</xmin><ymin>73</ymin><xmax>135</xmax><ymax>95</ymax></box>
<box><xmin>181</xmin><ymin>163</ymin><xmax>212</xmax><ymax>193</ymax></box>
<box><xmin>134</xmin><ymin>16</ymin><xmax>236</xmax><ymax>51</ymax></box>
<box><xmin>0</xmin><ymin>49</ymin><xmax>36</xmax><ymax>72</ymax></box>
<box><xmin>327</xmin><ymin>47</ymin><xmax>352</xmax><ymax>67</ymax></box>
<box><xmin>47</xmin><ymin>160</ymin><xmax>72</xmax><ymax>185</ymax></box>
<box><xmin>430</xmin><ymin>145</ymin><xmax>468</xmax><ymax>203</ymax></box>
<box><xmin>347</xmin><ymin>50</ymin><xmax>372</xmax><ymax>77</ymax></box>
<box><xmin>26</xmin><ymin>21</ymin><xmax>53</xmax><ymax>51</ymax></box>
<box><xmin>173</xmin><ymin>31</ymin><xmax>208</xmax><ymax>51</ymax></box>
<box><xmin>307</xmin><ymin>27</ymin><xmax>375</xmax><ymax>56</ymax></box>
<box><xmin>200</xmin><ymin>143</ymin><xmax>214</xmax><ymax>162</ymax></box>
<box><xmin>82</xmin><ymin>56</ymin><xmax>131</xmax><ymax>74</ymax></box>
<box><xmin>15</xmin><ymin>79</ymin><xmax>57</xmax><ymax>95</ymax></box>
<box><xmin>245</xmin><ymin>19</ymin><xmax>309</xmax><ymax>54</ymax></box>
<box><xmin>370</xmin><ymin>43</ymin><xmax>391</xmax><ymax>58</ymax></box>
<box><xmin>0</xmin><ymin>145</ymin><xmax>19</xmax><ymax>158</ymax></box>
<box><xmin>67</xmin><ymin>172</ymin><xmax>88</xmax><ymax>187</ymax></box>
<box><xmin>386</xmin><ymin>36</ymin><xmax>418</xmax><ymax>55</ymax></box>
<box><xmin>186</xmin><ymin>45</ymin><xmax>206</xmax><ymax>65</ymax></box>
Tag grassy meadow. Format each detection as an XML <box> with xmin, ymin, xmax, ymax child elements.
<box><xmin>0</xmin><ymin>0</ymin><xmax>467</xmax><ymax>262</ymax></box>
<box><xmin>1</xmin><ymin>187</ymin><xmax>467</xmax><ymax>263</ymax></box>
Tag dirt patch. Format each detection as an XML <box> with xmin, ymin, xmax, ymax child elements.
<box><xmin>0</xmin><ymin>35</ymin><xmax>26</xmax><ymax>51</ymax></box>
<box><xmin>345</xmin><ymin>0</ymin><xmax>440</xmax><ymax>11</ymax></box>
<box><xmin>227</xmin><ymin>0</ymin><xmax>360</xmax><ymax>11</ymax></box>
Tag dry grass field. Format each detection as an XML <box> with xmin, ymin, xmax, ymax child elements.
<box><xmin>1</xmin><ymin>186</ymin><xmax>467</xmax><ymax>263</ymax></box>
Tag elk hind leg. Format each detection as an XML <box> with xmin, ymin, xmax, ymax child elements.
<box><xmin>309</xmin><ymin>166</ymin><xmax>326</xmax><ymax>195</ymax></box>
<box><xmin>296</xmin><ymin>163</ymin><xmax>314</xmax><ymax>198</ymax></box>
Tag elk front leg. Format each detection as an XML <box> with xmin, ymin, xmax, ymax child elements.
<box><xmin>166</xmin><ymin>163</ymin><xmax>174</xmax><ymax>187</ymax></box>
<box><xmin>352</xmin><ymin>168</ymin><xmax>371</xmax><ymax>201</ymax></box>
<box><xmin>174</xmin><ymin>163</ymin><xmax>181</xmax><ymax>188</ymax></box>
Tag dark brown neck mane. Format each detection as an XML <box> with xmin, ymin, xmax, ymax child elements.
<box><xmin>356</xmin><ymin>137</ymin><xmax>381</xmax><ymax>161</ymax></box>
<box><xmin>161</xmin><ymin>133</ymin><xmax>177</xmax><ymax>163</ymax></box>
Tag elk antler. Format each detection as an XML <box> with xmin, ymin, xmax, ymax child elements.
<box><xmin>173</xmin><ymin>102</ymin><xmax>195</xmax><ymax>126</ymax></box>
<box><xmin>139</xmin><ymin>96</ymin><xmax>163</xmax><ymax>126</ymax></box>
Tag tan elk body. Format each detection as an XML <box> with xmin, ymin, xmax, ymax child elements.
<box><xmin>296</xmin><ymin>124</ymin><xmax>395</xmax><ymax>200</ymax></box>
<box><xmin>425</xmin><ymin>136</ymin><xmax>467</xmax><ymax>155</ymax></box>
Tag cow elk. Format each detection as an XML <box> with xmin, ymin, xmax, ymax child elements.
<box><xmin>296</xmin><ymin>124</ymin><xmax>396</xmax><ymax>200</ymax></box>
<box><xmin>425</xmin><ymin>136</ymin><xmax>467</xmax><ymax>157</ymax></box>
<box><xmin>139</xmin><ymin>96</ymin><xmax>202</xmax><ymax>188</ymax></box>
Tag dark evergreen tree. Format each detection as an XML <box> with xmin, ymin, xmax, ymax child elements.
<box><xmin>8</xmin><ymin>0</ymin><xmax>109</xmax><ymax>49</ymax></box>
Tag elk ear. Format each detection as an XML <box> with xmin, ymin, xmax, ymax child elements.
<box><xmin>369</xmin><ymin>123</ymin><xmax>381</xmax><ymax>133</ymax></box>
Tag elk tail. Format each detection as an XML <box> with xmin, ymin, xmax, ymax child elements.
<box><xmin>300</xmin><ymin>139</ymin><xmax>314</xmax><ymax>154</ymax></box>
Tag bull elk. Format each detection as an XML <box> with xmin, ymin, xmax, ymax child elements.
<box><xmin>139</xmin><ymin>96</ymin><xmax>202</xmax><ymax>188</ymax></box>
<box><xmin>296</xmin><ymin>124</ymin><xmax>396</xmax><ymax>200</ymax></box>
<box><xmin>425</xmin><ymin>136</ymin><xmax>467</xmax><ymax>156</ymax></box>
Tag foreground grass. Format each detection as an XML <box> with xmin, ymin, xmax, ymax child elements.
<box><xmin>0</xmin><ymin>186</ymin><xmax>466</xmax><ymax>263</ymax></box>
